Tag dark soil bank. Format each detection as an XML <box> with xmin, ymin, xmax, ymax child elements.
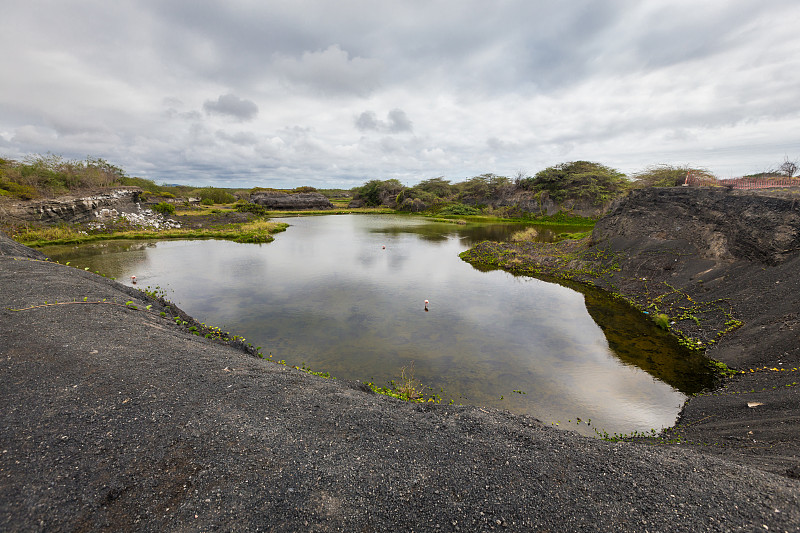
<box><xmin>2</xmin><ymin>193</ymin><xmax>800</xmax><ymax>531</ymax></box>
<box><xmin>463</xmin><ymin>187</ymin><xmax>800</xmax><ymax>480</ymax></box>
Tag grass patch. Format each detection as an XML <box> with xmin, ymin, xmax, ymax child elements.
<box><xmin>555</xmin><ymin>230</ymin><xmax>592</xmax><ymax>241</ymax></box>
<box><xmin>10</xmin><ymin>220</ymin><xmax>288</xmax><ymax>247</ymax></box>
<box><xmin>365</xmin><ymin>362</ymin><xmax>441</xmax><ymax>403</ymax></box>
<box><xmin>511</xmin><ymin>227</ymin><xmax>540</xmax><ymax>241</ymax></box>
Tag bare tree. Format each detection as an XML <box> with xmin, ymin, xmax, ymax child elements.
<box><xmin>779</xmin><ymin>156</ymin><xmax>798</xmax><ymax>177</ymax></box>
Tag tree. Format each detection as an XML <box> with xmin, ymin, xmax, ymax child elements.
<box><xmin>529</xmin><ymin>161</ymin><xmax>628</xmax><ymax>204</ymax></box>
<box><xmin>631</xmin><ymin>165</ymin><xmax>715</xmax><ymax>188</ymax></box>
<box><xmin>459</xmin><ymin>174</ymin><xmax>512</xmax><ymax>203</ymax></box>
<box><xmin>353</xmin><ymin>179</ymin><xmax>404</xmax><ymax>207</ymax></box>
<box><xmin>778</xmin><ymin>157</ymin><xmax>798</xmax><ymax>177</ymax></box>
<box><xmin>414</xmin><ymin>177</ymin><xmax>454</xmax><ymax>198</ymax></box>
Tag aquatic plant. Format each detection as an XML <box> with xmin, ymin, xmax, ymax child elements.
<box><xmin>654</xmin><ymin>313</ymin><xmax>670</xmax><ymax>330</ymax></box>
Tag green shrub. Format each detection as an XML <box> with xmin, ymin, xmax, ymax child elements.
<box><xmin>194</xmin><ymin>187</ymin><xmax>236</xmax><ymax>204</ymax></box>
<box><xmin>200</xmin><ymin>198</ymin><xmax>214</xmax><ymax>206</ymax></box>
<box><xmin>152</xmin><ymin>202</ymin><xmax>176</xmax><ymax>215</ymax></box>
<box><xmin>0</xmin><ymin>179</ymin><xmax>38</xmax><ymax>199</ymax></box>
<box><xmin>632</xmin><ymin>165</ymin><xmax>715</xmax><ymax>188</ymax></box>
<box><xmin>520</xmin><ymin>161</ymin><xmax>629</xmax><ymax>204</ymax></box>
<box><xmin>459</xmin><ymin>174</ymin><xmax>512</xmax><ymax>201</ymax></box>
<box><xmin>415</xmin><ymin>177</ymin><xmax>455</xmax><ymax>198</ymax></box>
<box><xmin>0</xmin><ymin>154</ymin><xmax>127</xmax><ymax>197</ymax></box>
<box><xmin>352</xmin><ymin>179</ymin><xmax>404</xmax><ymax>206</ymax></box>
<box><xmin>236</xmin><ymin>203</ymin><xmax>270</xmax><ymax>216</ymax></box>
<box><xmin>438</xmin><ymin>204</ymin><xmax>481</xmax><ymax>216</ymax></box>
<box><xmin>654</xmin><ymin>313</ymin><xmax>670</xmax><ymax>330</ymax></box>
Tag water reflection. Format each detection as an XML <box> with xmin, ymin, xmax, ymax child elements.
<box><xmin>371</xmin><ymin>219</ymin><xmax>589</xmax><ymax>245</ymax></box>
<box><xmin>41</xmin><ymin>215</ymin><xmax>713</xmax><ymax>437</ymax></box>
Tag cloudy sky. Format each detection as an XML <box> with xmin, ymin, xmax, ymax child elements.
<box><xmin>2</xmin><ymin>1</ymin><xmax>799</xmax><ymax>188</ymax></box>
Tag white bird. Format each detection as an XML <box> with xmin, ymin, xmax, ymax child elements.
<box><xmin>131</xmin><ymin>275</ymin><xmax>137</xmax><ymax>284</ymax></box>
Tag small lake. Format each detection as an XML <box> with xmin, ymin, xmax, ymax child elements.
<box><xmin>41</xmin><ymin>215</ymin><xmax>714</xmax><ymax>437</ymax></box>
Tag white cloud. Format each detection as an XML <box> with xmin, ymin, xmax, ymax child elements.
<box><xmin>0</xmin><ymin>1</ymin><xmax>798</xmax><ymax>187</ymax></box>
<box><xmin>272</xmin><ymin>44</ymin><xmax>383</xmax><ymax>96</ymax></box>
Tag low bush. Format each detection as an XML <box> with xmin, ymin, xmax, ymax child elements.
<box><xmin>0</xmin><ymin>155</ymin><xmax>126</xmax><ymax>197</ymax></box>
<box><xmin>194</xmin><ymin>187</ymin><xmax>236</xmax><ymax>204</ymax></box>
<box><xmin>152</xmin><ymin>202</ymin><xmax>176</xmax><ymax>215</ymax></box>
<box><xmin>0</xmin><ymin>179</ymin><xmax>38</xmax><ymax>199</ymax></box>
<box><xmin>438</xmin><ymin>204</ymin><xmax>481</xmax><ymax>216</ymax></box>
<box><xmin>236</xmin><ymin>203</ymin><xmax>270</xmax><ymax>216</ymax></box>
<box><xmin>632</xmin><ymin>165</ymin><xmax>715</xmax><ymax>188</ymax></box>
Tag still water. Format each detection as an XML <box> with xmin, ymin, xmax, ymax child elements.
<box><xmin>42</xmin><ymin>215</ymin><xmax>713</xmax><ymax>437</ymax></box>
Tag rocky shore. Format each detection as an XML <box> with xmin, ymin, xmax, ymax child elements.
<box><xmin>2</xmin><ymin>187</ymin><xmax>800</xmax><ymax>531</ymax></box>
<box><xmin>462</xmin><ymin>187</ymin><xmax>800</xmax><ymax>478</ymax></box>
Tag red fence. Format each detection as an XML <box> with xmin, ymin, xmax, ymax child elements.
<box><xmin>684</xmin><ymin>172</ymin><xmax>800</xmax><ymax>190</ymax></box>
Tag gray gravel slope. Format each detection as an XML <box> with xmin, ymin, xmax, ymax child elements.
<box><xmin>1</xmin><ymin>250</ymin><xmax>799</xmax><ymax>532</ymax></box>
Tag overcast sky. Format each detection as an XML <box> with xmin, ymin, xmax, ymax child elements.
<box><xmin>2</xmin><ymin>1</ymin><xmax>799</xmax><ymax>188</ymax></box>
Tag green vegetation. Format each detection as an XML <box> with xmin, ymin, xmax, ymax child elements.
<box><xmin>0</xmin><ymin>154</ymin><xmax>127</xmax><ymax>198</ymax></box>
<box><xmin>353</xmin><ymin>179</ymin><xmax>404</xmax><ymax>207</ymax></box>
<box><xmin>511</xmin><ymin>227</ymin><xmax>539</xmax><ymax>241</ymax></box>
<box><xmin>10</xmin><ymin>219</ymin><xmax>287</xmax><ymax>247</ymax></box>
<box><xmin>708</xmin><ymin>359</ymin><xmax>738</xmax><ymax>378</ymax></box>
<box><xmin>517</xmin><ymin>161</ymin><xmax>629</xmax><ymax>205</ymax></box>
<box><xmin>1</xmin><ymin>153</ymin><xmax>692</xmax><ymax>224</ymax></box>
<box><xmin>195</xmin><ymin>187</ymin><xmax>236</xmax><ymax>205</ymax></box>
<box><xmin>152</xmin><ymin>202</ymin><xmax>176</xmax><ymax>215</ymax></box>
<box><xmin>631</xmin><ymin>165</ymin><xmax>715</xmax><ymax>188</ymax></box>
<box><xmin>345</xmin><ymin>162</ymin><xmax>630</xmax><ymax>218</ymax></box>
<box><xmin>365</xmin><ymin>362</ymin><xmax>440</xmax><ymax>403</ymax></box>
<box><xmin>437</xmin><ymin>204</ymin><xmax>481</xmax><ymax>216</ymax></box>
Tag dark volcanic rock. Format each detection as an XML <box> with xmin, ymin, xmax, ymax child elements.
<box><xmin>595</xmin><ymin>187</ymin><xmax>800</xmax><ymax>265</ymax></box>
<box><xmin>251</xmin><ymin>190</ymin><xmax>333</xmax><ymax>210</ymax></box>
<box><xmin>462</xmin><ymin>186</ymin><xmax>800</xmax><ymax>478</ymax></box>
<box><xmin>1</xmin><ymin>246</ymin><xmax>799</xmax><ymax>532</ymax></box>
<box><xmin>0</xmin><ymin>231</ymin><xmax>47</xmax><ymax>259</ymax></box>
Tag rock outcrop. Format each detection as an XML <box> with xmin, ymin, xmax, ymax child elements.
<box><xmin>488</xmin><ymin>190</ymin><xmax>607</xmax><ymax>218</ymax></box>
<box><xmin>594</xmin><ymin>187</ymin><xmax>800</xmax><ymax>265</ymax></box>
<box><xmin>461</xmin><ymin>186</ymin><xmax>800</xmax><ymax>477</ymax></box>
<box><xmin>1</xmin><ymin>187</ymin><xmax>144</xmax><ymax>224</ymax></box>
<box><xmin>250</xmin><ymin>191</ymin><xmax>333</xmax><ymax>210</ymax></box>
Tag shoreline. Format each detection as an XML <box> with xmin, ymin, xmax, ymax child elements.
<box><xmin>460</xmin><ymin>187</ymin><xmax>800</xmax><ymax>477</ymax></box>
<box><xmin>1</xmin><ymin>229</ymin><xmax>799</xmax><ymax>530</ymax></box>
